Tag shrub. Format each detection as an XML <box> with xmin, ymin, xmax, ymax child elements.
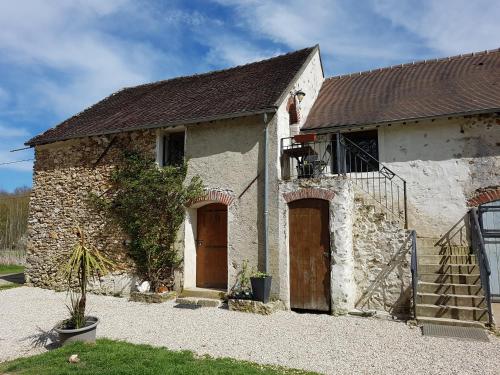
<box><xmin>93</xmin><ymin>151</ymin><xmax>203</xmax><ymax>292</ymax></box>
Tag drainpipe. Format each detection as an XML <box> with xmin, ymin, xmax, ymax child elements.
<box><xmin>263</xmin><ymin>113</ymin><xmax>270</xmax><ymax>274</ymax></box>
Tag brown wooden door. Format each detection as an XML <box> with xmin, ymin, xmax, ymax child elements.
<box><xmin>196</xmin><ymin>203</ymin><xmax>228</xmax><ymax>289</ymax></box>
<box><xmin>289</xmin><ymin>199</ymin><xmax>330</xmax><ymax>311</ymax></box>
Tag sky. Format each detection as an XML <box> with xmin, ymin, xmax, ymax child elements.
<box><xmin>0</xmin><ymin>0</ymin><xmax>499</xmax><ymax>191</ymax></box>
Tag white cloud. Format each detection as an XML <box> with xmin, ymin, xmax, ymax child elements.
<box><xmin>0</xmin><ymin>87</ymin><xmax>9</xmax><ymax>108</ymax></box>
<box><xmin>203</xmin><ymin>34</ymin><xmax>283</xmax><ymax>67</ymax></box>
<box><xmin>212</xmin><ymin>0</ymin><xmax>422</xmax><ymax>72</ymax></box>
<box><xmin>0</xmin><ymin>0</ymin><xmax>166</xmax><ymax>117</ymax></box>
<box><xmin>0</xmin><ymin>123</ymin><xmax>33</xmax><ymax>172</ymax></box>
<box><xmin>0</xmin><ymin>124</ymin><xmax>29</xmax><ymax>138</ymax></box>
<box><xmin>213</xmin><ymin>0</ymin><xmax>500</xmax><ymax>74</ymax></box>
<box><xmin>372</xmin><ymin>0</ymin><xmax>500</xmax><ymax>55</ymax></box>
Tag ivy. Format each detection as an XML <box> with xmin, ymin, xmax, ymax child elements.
<box><xmin>92</xmin><ymin>150</ymin><xmax>204</xmax><ymax>292</ymax></box>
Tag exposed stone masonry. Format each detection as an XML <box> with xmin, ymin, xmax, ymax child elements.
<box><xmin>353</xmin><ymin>195</ymin><xmax>412</xmax><ymax>318</ymax></box>
<box><xmin>26</xmin><ymin>130</ymin><xmax>157</xmax><ymax>294</ymax></box>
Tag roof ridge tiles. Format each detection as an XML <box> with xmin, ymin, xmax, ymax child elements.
<box><xmin>326</xmin><ymin>47</ymin><xmax>500</xmax><ymax>81</ymax></box>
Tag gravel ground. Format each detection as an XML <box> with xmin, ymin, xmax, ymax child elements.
<box><xmin>1</xmin><ymin>287</ymin><xmax>499</xmax><ymax>375</ymax></box>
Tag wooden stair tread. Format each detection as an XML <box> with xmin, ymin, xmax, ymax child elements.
<box><xmin>416</xmin><ymin>303</ymin><xmax>487</xmax><ymax>311</ymax></box>
<box><xmin>417</xmin><ymin>292</ymin><xmax>485</xmax><ymax>299</ymax></box>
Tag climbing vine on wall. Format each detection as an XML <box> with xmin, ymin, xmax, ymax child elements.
<box><xmin>92</xmin><ymin>151</ymin><xmax>203</xmax><ymax>292</ymax></box>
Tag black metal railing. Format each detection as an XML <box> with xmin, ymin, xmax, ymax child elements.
<box><xmin>281</xmin><ymin>132</ymin><xmax>408</xmax><ymax>227</ymax></box>
<box><xmin>470</xmin><ymin>207</ymin><xmax>493</xmax><ymax>326</ymax></box>
<box><xmin>409</xmin><ymin>230</ymin><xmax>418</xmax><ymax>319</ymax></box>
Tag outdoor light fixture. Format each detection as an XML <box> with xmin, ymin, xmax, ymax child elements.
<box><xmin>295</xmin><ymin>90</ymin><xmax>306</xmax><ymax>103</ymax></box>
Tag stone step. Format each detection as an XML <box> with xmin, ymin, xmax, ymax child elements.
<box><xmin>419</xmin><ymin>273</ymin><xmax>481</xmax><ymax>284</ymax></box>
<box><xmin>418</xmin><ymin>246</ymin><xmax>471</xmax><ymax>256</ymax></box>
<box><xmin>175</xmin><ymin>296</ymin><xmax>222</xmax><ymax>307</ymax></box>
<box><xmin>416</xmin><ymin>237</ymin><xmax>441</xmax><ymax>248</ymax></box>
<box><xmin>416</xmin><ymin>293</ymin><xmax>486</xmax><ymax>308</ymax></box>
<box><xmin>418</xmin><ymin>264</ymin><xmax>479</xmax><ymax>275</ymax></box>
<box><xmin>416</xmin><ymin>304</ymin><xmax>488</xmax><ymax>322</ymax></box>
<box><xmin>179</xmin><ymin>287</ymin><xmax>227</xmax><ymax>300</ymax></box>
<box><xmin>418</xmin><ymin>255</ymin><xmax>477</xmax><ymax>265</ymax></box>
<box><xmin>417</xmin><ymin>282</ymin><xmax>484</xmax><ymax>295</ymax></box>
<box><xmin>417</xmin><ymin>316</ymin><xmax>486</xmax><ymax>329</ymax></box>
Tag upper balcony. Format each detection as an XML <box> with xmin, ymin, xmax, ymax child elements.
<box><xmin>280</xmin><ymin>132</ymin><xmax>408</xmax><ymax>228</ymax></box>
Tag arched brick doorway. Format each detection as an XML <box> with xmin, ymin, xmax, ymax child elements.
<box><xmin>196</xmin><ymin>203</ymin><xmax>228</xmax><ymax>289</ymax></box>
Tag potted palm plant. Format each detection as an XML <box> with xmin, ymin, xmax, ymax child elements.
<box><xmin>55</xmin><ymin>226</ymin><xmax>113</xmax><ymax>345</ymax></box>
<box><xmin>250</xmin><ymin>271</ymin><xmax>272</xmax><ymax>303</ymax></box>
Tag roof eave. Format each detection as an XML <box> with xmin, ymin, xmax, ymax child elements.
<box><xmin>301</xmin><ymin>107</ymin><xmax>500</xmax><ymax>134</ymax></box>
<box><xmin>25</xmin><ymin>107</ymin><xmax>278</xmax><ymax>147</ymax></box>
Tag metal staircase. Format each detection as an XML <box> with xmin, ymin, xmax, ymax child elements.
<box><xmin>413</xmin><ymin>238</ymin><xmax>489</xmax><ymax>327</ymax></box>
<box><xmin>412</xmin><ymin>209</ymin><xmax>494</xmax><ymax>328</ymax></box>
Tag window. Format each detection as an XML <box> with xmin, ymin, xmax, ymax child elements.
<box><xmin>330</xmin><ymin>130</ymin><xmax>379</xmax><ymax>173</ymax></box>
<box><xmin>160</xmin><ymin>132</ymin><xmax>185</xmax><ymax>167</ymax></box>
<box><xmin>344</xmin><ymin>130</ymin><xmax>379</xmax><ymax>172</ymax></box>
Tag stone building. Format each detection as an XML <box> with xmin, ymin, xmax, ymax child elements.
<box><xmin>25</xmin><ymin>45</ymin><xmax>500</xmax><ymax>326</ymax></box>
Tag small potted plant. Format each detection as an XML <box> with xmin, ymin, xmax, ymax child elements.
<box><xmin>228</xmin><ymin>260</ymin><xmax>253</xmax><ymax>300</ymax></box>
<box><xmin>250</xmin><ymin>271</ymin><xmax>272</xmax><ymax>303</ymax></box>
<box><xmin>55</xmin><ymin>226</ymin><xmax>113</xmax><ymax>345</ymax></box>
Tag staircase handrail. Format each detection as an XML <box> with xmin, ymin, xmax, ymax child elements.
<box><xmin>469</xmin><ymin>207</ymin><xmax>493</xmax><ymax>326</ymax></box>
<box><xmin>409</xmin><ymin>230</ymin><xmax>418</xmax><ymax>319</ymax></box>
<box><xmin>337</xmin><ymin>133</ymin><xmax>408</xmax><ymax>228</ymax></box>
<box><xmin>339</xmin><ymin>135</ymin><xmax>405</xmax><ymax>184</ymax></box>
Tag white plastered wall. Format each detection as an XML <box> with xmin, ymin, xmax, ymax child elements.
<box><xmin>377</xmin><ymin>115</ymin><xmax>500</xmax><ymax>239</ymax></box>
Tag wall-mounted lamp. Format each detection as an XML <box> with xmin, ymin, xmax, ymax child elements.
<box><xmin>295</xmin><ymin>90</ymin><xmax>306</xmax><ymax>103</ymax></box>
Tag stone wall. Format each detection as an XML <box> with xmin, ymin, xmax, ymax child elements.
<box><xmin>26</xmin><ymin>130</ymin><xmax>157</xmax><ymax>294</ymax></box>
<box><xmin>278</xmin><ymin>178</ymin><xmax>411</xmax><ymax>317</ymax></box>
<box><xmin>380</xmin><ymin>114</ymin><xmax>500</xmax><ymax>239</ymax></box>
<box><xmin>353</xmin><ymin>194</ymin><xmax>412</xmax><ymax>318</ymax></box>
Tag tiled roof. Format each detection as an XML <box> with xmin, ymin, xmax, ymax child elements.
<box><xmin>27</xmin><ymin>46</ymin><xmax>317</xmax><ymax>146</ymax></box>
<box><xmin>303</xmin><ymin>48</ymin><xmax>500</xmax><ymax>130</ymax></box>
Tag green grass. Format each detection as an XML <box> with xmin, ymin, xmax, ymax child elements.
<box><xmin>0</xmin><ymin>264</ymin><xmax>24</xmax><ymax>275</ymax></box>
<box><xmin>0</xmin><ymin>283</ymin><xmax>21</xmax><ymax>291</ymax></box>
<box><xmin>0</xmin><ymin>339</ymin><xmax>316</xmax><ymax>375</ymax></box>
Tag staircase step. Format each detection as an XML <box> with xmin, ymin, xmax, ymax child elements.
<box><xmin>419</xmin><ymin>273</ymin><xmax>481</xmax><ymax>284</ymax></box>
<box><xmin>179</xmin><ymin>288</ymin><xmax>227</xmax><ymax>300</ymax></box>
<box><xmin>417</xmin><ymin>282</ymin><xmax>483</xmax><ymax>295</ymax></box>
<box><xmin>417</xmin><ymin>316</ymin><xmax>486</xmax><ymax>329</ymax></box>
<box><xmin>175</xmin><ymin>296</ymin><xmax>222</xmax><ymax>307</ymax></box>
<box><xmin>416</xmin><ymin>238</ymin><xmax>441</xmax><ymax>248</ymax></box>
<box><xmin>418</xmin><ymin>255</ymin><xmax>477</xmax><ymax>265</ymax></box>
<box><xmin>418</xmin><ymin>264</ymin><xmax>479</xmax><ymax>275</ymax></box>
<box><xmin>418</xmin><ymin>246</ymin><xmax>471</xmax><ymax>255</ymax></box>
<box><xmin>416</xmin><ymin>304</ymin><xmax>488</xmax><ymax>322</ymax></box>
<box><xmin>416</xmin><ymin>293</ymin><xmax>486</xmax><ymax>308</ymax></box>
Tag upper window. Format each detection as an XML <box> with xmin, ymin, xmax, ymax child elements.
<box><xmin>345</xmin><ymin>130</ymin><xmax>379</xmax><ymax>160</ymax></box>
<box><xmin>160</xmin><ymin>132</ymin><xmax>185</xmax><ymax>167</ymax></box>
<box><xmin>329</xmin><ymin>130</ymin><xmax>379</xmax><ymax>173</ymax></box>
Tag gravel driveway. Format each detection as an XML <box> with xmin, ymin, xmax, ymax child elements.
<box><xmin>1</xmin><ymin>287</ymin><xmax>499</xmax><ymax>374</ymax></box>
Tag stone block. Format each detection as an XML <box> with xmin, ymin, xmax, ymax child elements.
<box><xmin>196</xmin><ymin>298</ymin><xmax>222</xmax><ymax>307</ymax></box>
<box><xmin>175</xmin><ymin>297</ymin><xmax>221</xmax><ymax>307</ymax></box>
<box><xmin>175</xmin><ymin>297</ymin><xmax>199</xmax><ymax>305</ymax></box>
<box><xmin>129</xmin><ymin>291</ymin><xmax>177</xmax><ymax>303</ymax></box>
<box><xmin>228</xmin><ymin>299</ymin><xmax>285</xmax><ymax>315</ymax></box>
